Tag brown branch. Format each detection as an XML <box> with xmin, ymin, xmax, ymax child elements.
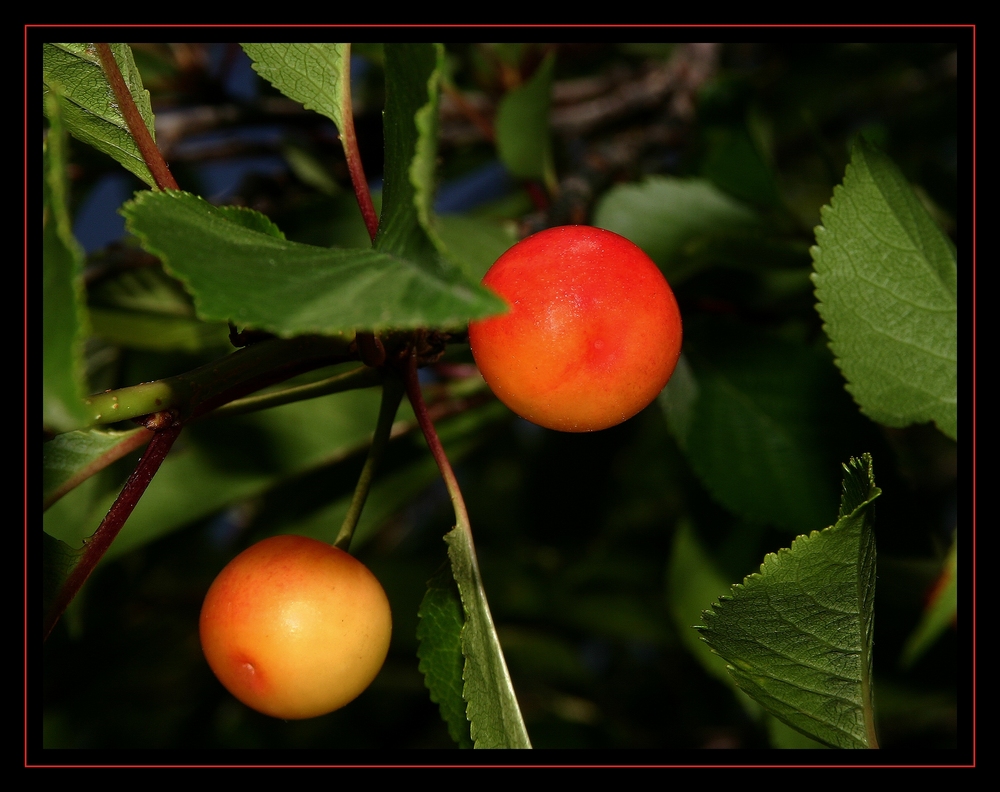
<box><xmin>95</xmin><ymin>43</ymin><xmax>179</xmax><ymax>191</ymax></box>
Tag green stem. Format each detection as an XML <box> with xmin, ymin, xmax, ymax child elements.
<box><xmin>50</xmin><ymin>358</ymin><xmax>378</xmax><ymax>516</ymax></box>
<box><xmin>334</xmin><ymin>373</ymin><xmax>405</xmax><ymax>551</ymax></box>
<box><xmin>212</xmin><ymin>365</ymin><xmax>381</xmax><ymax>420</ymax></box>
<box><xmin>73</xmin><ymin>334</ymin><xmax>355</xmax><ymax>432</ymax></box>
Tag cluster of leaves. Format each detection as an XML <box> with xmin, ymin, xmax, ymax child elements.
<box><xmin>40</xmin><ymin>41</ymin><xmax>960</xmax><ymax>753</ymax></box>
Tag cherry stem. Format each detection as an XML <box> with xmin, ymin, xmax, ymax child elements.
<box><xmin>338</xmin><ymin>47</ymin><xmax>379</xmax><ymax>244</ymax></box>
<box><xmin>333</xmin><ymin>45</ymin><xmax>383</xmax><ymax>374</ymax></box>
<box><xmin>401</xmin><ymin>349</ymin><xmax>471</xmax><ymax>531</ymax></box>
<box><xmin>211</xmin><ymin>365</ymin><xmax>381</xmax><ymax>421</ymax></box>
<box><xmin>334</xmin><ymin>373</ymin><xmax>404</xmax><ymax>552</ymax></box>
<box><xmin>43</xmin><ymin>418</ymin><xmax>183</xmax><ymax>640</ymax></box>
<box><xmin>95</xmin><ymin>44</ymin><xmax>178</xmax><ymax>192</ymax></box>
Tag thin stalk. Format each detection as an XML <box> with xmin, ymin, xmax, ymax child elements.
<box><xmin>334</xmin><ymin>373</ymin><xmax>405</xmax><ymax>551</ymax></box>
<box><xmin>43</xmin><ymin>418</ymin><xmax>183</xmax><ymax>639</ymax></box>
<box><xmin>338</xmin><ymin>46</ymin><xmax>379</xmax><ymax>242</ymax></box>
<box><xmin>95</xmin><ymin>44</ymin><xmax>178</xmax><ymax>192</ymax></box>
<box><xmin>401</xmin><ymin>350</ymin><xmax>470</xmax><ymax>531</ymax></box>
<box><xmin>211</xmin><ymin>365</ymin><xmax>381</xmax><ymax>420</ymax></box>
<box><xmin>335</xmin><ymin>47</ymin><xmax>382</xmax><ymax>362</ymax></box>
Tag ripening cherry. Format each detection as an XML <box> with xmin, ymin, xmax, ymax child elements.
<box><xmin>199</xmin><ymin>535</ymin><xmax>392</xmax><ymax>720</ymax></box>
<box><xmin>468</xmin><ymin>225</ymin><xmax>682</xmax><ymax>432</ymax></box>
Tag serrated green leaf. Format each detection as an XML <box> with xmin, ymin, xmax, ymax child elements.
<box><xmin>377</xmin><ymin>43</ymin><xmax>444</xmax><ymax>264</ymax></box>
<box><xmin>811</xmin><ymin>139</ymin><xmax>957</xmax><ymax>440</ymax></box>
<box><xmin>444</xmin><ymin>526</ymin><xmax>531</xmax><ymax>748</ymax></box>
<box><xmin>495</xmin><ymin>52</ymin><xmax>556</xmax><ymax>189</ymax></box>
<box><xmin>42</xmin><ymin>43</ymin><xmax>156</xmax><ymax>186</ymax></box>
<box><xmin>668</xmin><ymin>522</ymin><xmax>829</xmax><ymax>748</ymax></box>
<box><xmin>593</xmin><ymin>176</ymin><xmax>760</xmax><ymax>280</ymax></box>
<box><xmin>241</xmin><ymin>43</ymin><xmax>351</xmax><ymax>132</ymax></box>
<box><xmin>697</xmin><ymin>454</ymin><xmax>880</xmax><ymax>749</ymax></box>
<box><xmin>43</xmin><ymin>89</ymin><xmax>90</xmax><ymax>433</ymax></box>
<box><xmin>120</xmin><ymin>190</ymin><xmax>505</xmax><ymax>335</ymax></box>
<box><xmin>378</xmin><ymin>44</ymin><xmax>504</xmax><ymax>287</ymax></box>
<box><xmin>417</xmin><ymin>563</ymin><xmax>474</xmax><ymax>748</ymax></box>
<box><xmin>668</xmin><ymin>521</ymin><xmax>751</xmax><ymax>692</ymax></box>
<box><xmin>900</xmin><ymin>533</ymin><xmax>957</xmax><ymax>669</ymax></box>
<box><xmin>661</xmin><ymin>319</ymin><xmax>846</xmax><ymax>532</ymax></box>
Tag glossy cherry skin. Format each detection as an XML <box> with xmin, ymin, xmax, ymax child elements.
<box><xmin>199</xmin><ymin>535</ymin><xmax>392</xmax><ymax>720</ymax></box>
<box><xmin>468</xmin><ymin>226</ymin><xmax>682</xmax><ymax>432</ymax></box>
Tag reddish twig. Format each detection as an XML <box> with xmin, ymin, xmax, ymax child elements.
<box><xmin>95</xmin><ymin>43</ymin><xmax>179</xmax><ymax>192</ymax></box>
<box><xmin>43</xmin><ymin>417</ymin><xmax>183</xmax><ymax>640</ymax></box>
<box><xmin>400</xmin><ymin>350</ymin><xmax>471</xmax><ymax>529</ymax></box>
<box><xmin>333</xmin><ymin>48</ymin><xmax>382</xmax><ymax>367</ymax></box>
<box><xmin>338</xmin><ymin>52</ymin><xmax>379</xmax><ymax>242</ymax></box>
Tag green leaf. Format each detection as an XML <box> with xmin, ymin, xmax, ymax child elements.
<box><xmin>593</xmin><ymin>176</ymin><xmax>760</xmax><ymax>280</ymax></box>
<box><xmin>417</xmin><ymin>563</ymin><xmax>475</xmax><ymax>748</ymax></box>
<box><xmin>697</xmin><ymin>454</ymin><xmax>880</xmax><ymax>749</ymax></box>
<box><xmin>43</xmin><ymin>427</ymin><xmax>149</xmax><ymax>510</ymax></box>
<box><xmin>377</xmin><ymin>43</ymin><xmax>445</xmax><ymax>265</ymax></box>
<box><xmin>811</xmin><ymin>139</ymin><xmax>957</xmax><ymax>440</ymax></box>
<box><xmin>43</xmin><ymin>89</ymin><xmax>91</xmax><ymax>433</ymax></box>
<box><xmin>121</xmin><ymin>190</ymin><xmax>505</xmax><ymax>335</ymax></box>
<box><xmin>668</xmin><ymin>522</ymin><xmax>828</xmax><ymax>748</ymax></box>
<box><xmin>900</xmin><ymin>533</ymin><xmax>957</xmax><ymax>669</ymax></box>
<box><xmin>444</xmin><ymin>526</ymin><xmax>532</xmax><ymax>748</ymax></box>
<box><xmin>661</xmin><ymin>319</ymin><xmax>846</xmax><ymax>532</ymax></box>
<box><xmin>241</xmin><ymin>43</ymin><xmax>351</xmax><ymax>132</ymax></box>
<box><xmin>42</xmin><ymin>43</ymin><xmax>156</xmax><ymax>186</ymax></box>
<box><xmin>495</xmin><ymin>52</ymin><xmax>556</xmax><ymax>190</ymax></box>
<box><xmin>378</xmin><ymin>44</ymin><xmax>506</xmax><ymax>290</ymax></box>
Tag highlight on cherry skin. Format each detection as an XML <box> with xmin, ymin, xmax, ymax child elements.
<box><xmin>468</xmin><ymin>225</ymin><xmax>683</xmax><ymax>432</ymax></box>
<box><xmin>199</xmin><ymin>534</ymin><xmax>392</xmax><ymax>720</ymax></box>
